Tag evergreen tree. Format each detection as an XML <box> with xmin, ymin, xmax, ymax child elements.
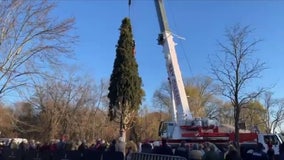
<box><xmin>108</xmin><ymin>18</ymin><xmax>144</xmax><ymax>139</ymax></box>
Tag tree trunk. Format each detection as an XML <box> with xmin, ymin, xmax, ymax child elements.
<box><xmin>234</xmin><ymin>105</ymin><xmax>240</xmax><ymax>150</ymax></box>
<box><xmin>119</xmin><ymin>112</ymin><xmax>126</xmax><ymax>142</ymax></box>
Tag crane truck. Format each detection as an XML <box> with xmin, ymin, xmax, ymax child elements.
<box><xmin>154</xmin><ymin>0</ymin><xmax>283</xmax><ymax>158</ymax></box>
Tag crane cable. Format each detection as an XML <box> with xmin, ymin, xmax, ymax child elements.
<box><xmin>128</xmin><ymin>0</ymin><xmax>136</xmax><ymax>55</ymax></box>
<box><xmin>128</xmin><ymin>0</ymin><xmax>131</xmax><ymax>19</ymax></box>
<box><xmin>167</xmin><ymin>0</ymin><xmax>193</xmax><ymax>77</ymax></box>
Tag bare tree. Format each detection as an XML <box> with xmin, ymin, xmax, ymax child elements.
<box><xmin>204</xmin><ymin>98</ymin><xmax>223</xmax><ymax>120</ymax></box>
<box><xmin>219</xmin><ymin>102</ymin><xmax>234</xmax><ymax>126</ymax></box>
<box><xmin>13</xmin><ymin>102</ymin><xmax>40</xmax><ymax>139</ymax></box>
<box><xmin>270</xmin><ymin>99</ymin><xmax>284</xmax><ymax>133</ymax></box>
<box><xmin>0</xmin><ymin>105</ymin><xmax>15</xmax><ymax>137</ymax></box>
<box><xmin>260</xmin><ymin>92</ymin><xmax>284</xmax><ymax>133</ymax></box>
<box><xmin>0</xmin><ymin>0</ymin><xmax>76</xmax><ymax>98</ymax></box>
<box><xmin>262</xmin><ymin>92</ymin><xmax>276</xmax><ymax>133</ymax></box>
<box><xmin>29</xmin><ymin>71</ymin><xmax>108</xmax><ymax>142</ymax></box>
<box><xmin>211</xmin><ymin>24</ymin><xmax>265</xmax><ymax>149</ymax></box>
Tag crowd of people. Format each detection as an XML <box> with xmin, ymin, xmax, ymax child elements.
<box><xmin>137</xmin><ymin>139</ymin><xmax>284</xmax><ymax>160</ymax></box>
<box><xmin>0</xmin><ymin>137</ymin><xmax>126</xmax><ymax>153</ymax></box>
<box><xmin>1</xmin><ymin>137</ymin><xmax>284</xmax><ymax>160</ymax></box>
<box><xmin>0</xmin><ymin>137</ymin><xmax>126</xmax><ymax>160</ymax></box>
<box><xmin>139</xmin><ymin>139</ymin><xmax>222</xmax><ymax>160</ymax></box>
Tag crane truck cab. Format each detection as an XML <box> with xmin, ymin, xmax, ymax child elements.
<box><xmin>259</xmin><ymin>133</ymin><xmax>282</xmax><ymax>156</ymax></box>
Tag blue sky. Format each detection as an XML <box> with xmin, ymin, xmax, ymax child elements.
<box><xmin>53</xmin><ymin>0</ymin><xmax>284</xmax><ymax>107</ymax></box>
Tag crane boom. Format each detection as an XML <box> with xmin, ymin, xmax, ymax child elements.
<box><xmin>154</xmin><ymin>0</ymin><xmax>192</xmax><ymax>124</ymax></box>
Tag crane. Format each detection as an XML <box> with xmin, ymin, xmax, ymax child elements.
<box><xmin>152</xmin><ymin>2</ymin><xmax>284</xmax><ymax>157</ymax></box>
<box><xmin>155</xmin><ymin>0</ymin><xmax>218</xmax><ymax>141</ymax></box>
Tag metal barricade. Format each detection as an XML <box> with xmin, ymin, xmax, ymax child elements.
<box><xmin>131</xmin><ymin>152</ymin><xmax>187</xmax><ymax>160</ymax></box>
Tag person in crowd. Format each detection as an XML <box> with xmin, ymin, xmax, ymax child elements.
<box><xmin>125</xmin><ymin>146</ymin><xmax>135</xmax><ymax>160</ymax></box>
<box><xmin>202</xmin><ymin>142</ymin><xmax>211</xmax><ymax>153</ymax></box>
<box><xmin>108</xmin><ymin>139</ymin><xmax>116</xmax><ymax>152</ymax></box>
<box><xmin>251</xmin><ymin>143</ymin><xmax>268</xmax><ymax>160</ymax></box>
<box><xmin>188</xmin><ymin>143</ymin><xmax>203</xmax><ymax>160</ymax></box>
<box><xmin>279</xmin><ymin>142</ymin><xmax>284</xmax><ymax>160</ymax></box>
<box><xmin>49</xmin><ymin>139</ymin><xmax>58</xmax><ymax>152</ymax></box>
<box><xmin>39</xmin><ymin>141</ymin><xmax>50</xmax><ymax>152</ymax></box>
<box><xmin>64</xmin><ymin>141</ymin><xmax>73</xmax><ymax>151</ymax></box>
<box><xmin>78</xmin><ymin>140</ymin><xmax>88</xmax><ymax>152</ymax></box>
<box><xmin>141</xmin><ymin>139</ymin><xmax>152</xmax><ymax>153</ymax></box>
<box><xmin>90</xmin><ymin>138</ymin><xmax>101</xmax><ymax>151</ymax></box>
<box><xmin>29</xmin><ymin>139</ymin><xmax>37</xmax><ymax>150</ymax></box>
<box><xmin>266</xmin><ymin>142</ymin><xmax>275</xmax><ymax>160</ymax></box>
<box><xmin>126</xmin><ymin>139</ymin><xmax>137</xmax><ymax>153</ymax></box>
<box><xmin>89</xmin><ymin>143</ymin><xmax>95</xmax><ymax>150</ymax></box>
<box><xmin>175</xmin><ymin>141</ymin><xmax>189</xmax><ymax>160</ymax></box>
<box><xmin>154</xmin><ymin>139</ymin><xmax>173</xmax><ymax>155</ymax></box>
<box><xmin>96</xmin><ymin>139</ymin><xmax>107</xmax><ymax>152</ymax></box>
<box><xmin>224</xmin><ymin>144</ymin><xmax>241</xmax><ymax>160</ymax></box>
<box><xmin>57</xmin><ymin>138</ymin><xmax>66</xmax><ymax>151</ymax></box>
<box><xmin>9</xmin><ymin>139</ymin><xmax>18</xmax><ymax>149</ymax></box>
<box><xmin>70</xmin><ymin>140</ymin><xmax>79</xmax><ymax>150</ymax></box>
<box><xmin>202</xmin><ymin>143</ymin><xmax>220</xmax><ymax>160</ymax></box>
<box><xmin>125</xmin><ymin>139</ymin><xmax>137</xmax><ymax>160</ymax></box>
<box><xmin>115</xmin><ymin>137</ymin><xmax>126</xmax><ymax>155</ymax></box>
<box><xmin>0</xmin><ymin>146</ymin><xmax>2</xmax><ymax>160</ymax></box>
<box><xmin>18</xmin><ymin>140</ymin><xmax>28</xmax><ymax>151</ymax></box>
<box><xmin>198</xmin><ymin>143</ymin><xmax>205</xmax><ymax>157</ymax></box>
<box><xmin>151</xmin><ymin>141</ymin><xmax>160</xmax><ymax>153</ymax></box>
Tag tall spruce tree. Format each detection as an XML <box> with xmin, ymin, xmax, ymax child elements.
<box><xmin>108</xmin><ymin>18</ymin><xmax>144</xmax><ymax>140</ymax></box>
